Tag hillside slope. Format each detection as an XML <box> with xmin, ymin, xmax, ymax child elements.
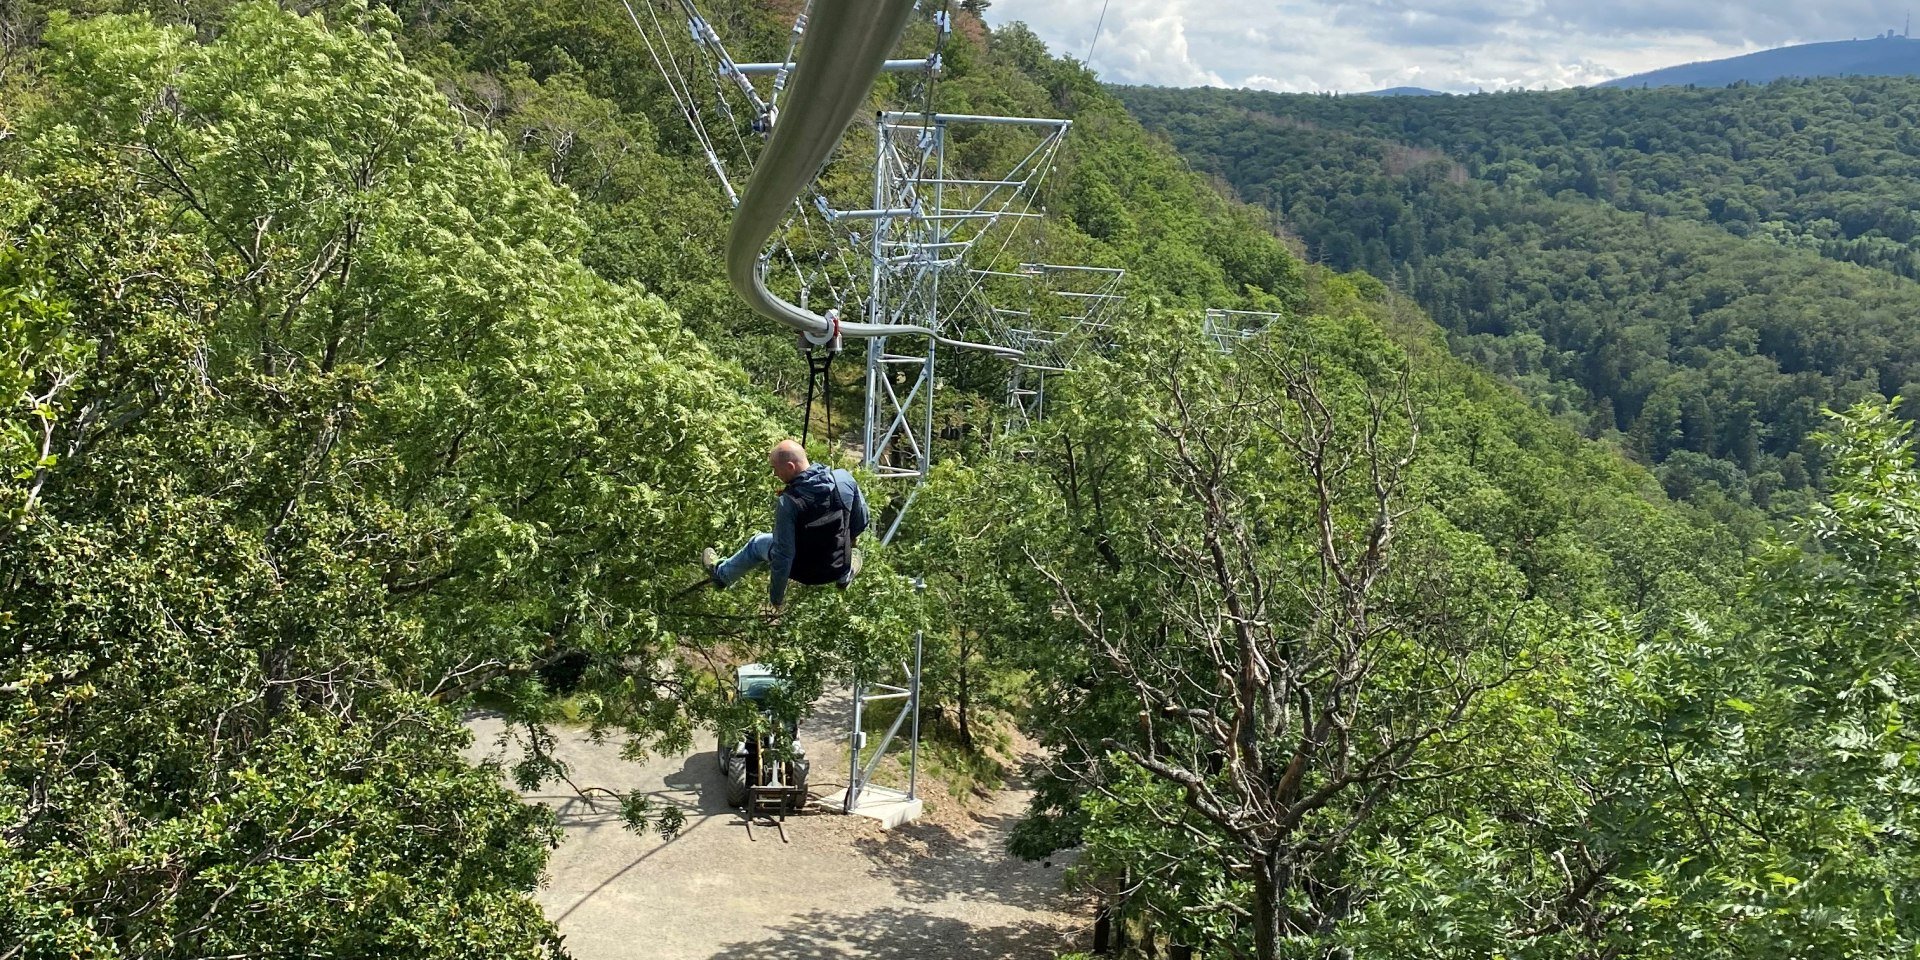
<box><xmin>1130</xmin><ymin>78</ymin><xmax>1920</xmax><ymax>282</ymax></box>
<box><xmin>1602</xmin><ymin>36</ymin><xmax>1920</xmax><ymax>88</ymax></box>
<box><xmin>1122</xmin><ymin>81</ymin><xmax>1920</xmax><ymax>509</ymax></box>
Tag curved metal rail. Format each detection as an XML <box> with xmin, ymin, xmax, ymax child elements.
<box><xmin>723</xmin><ymin>0</ymin><xmax>1020</xmax><ymax>357</ymax></box>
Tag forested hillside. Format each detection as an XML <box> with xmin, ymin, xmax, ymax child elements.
<box><xmin>1131</xmin><ymin>79</ymin><xmax>1920</xmax><ymax>280</ymax></box>
<box><xmin>5</xmin><ymin>2</ymin><xmax>1920</xmax><ymax>959</ymax></box>
<box><xmin>1122</xmin><ymin>80</ymin><xmax>1920</xmax><ymax>510</ymax></box>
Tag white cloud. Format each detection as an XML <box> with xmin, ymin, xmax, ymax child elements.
<box><xmin>984</xmin><ymin>0</ymin><xmax>1911</xmax><ymax>91</ymax></box>
<box><xmin>1080</xmin><ymin>0</ymin><xmax>1228</xmax><ymax>86</ymax></box>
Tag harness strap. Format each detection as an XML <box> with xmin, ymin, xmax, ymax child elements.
<box><xmin>800</xmin><ymin>349</ymin><xmax>834</xmax><ymax>446</ymax></box>
<box><xmin>799</xmin><ymin>309</ymin><xmax>844</xmax><ymax>447</ymax></box>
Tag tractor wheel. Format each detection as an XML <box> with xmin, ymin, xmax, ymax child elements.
<box><xmin>724</xmin><ymin>755</ymin><xmax>749</xmax><ymax>809</ymax></box>
<box><xmin>788</xmin><ymin>757</ymin><xmax>812</xmax><ymax>813</ymax></box>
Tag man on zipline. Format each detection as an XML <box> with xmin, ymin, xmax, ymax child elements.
<box><xmin>702</xmin><ymin>439</ymin><xmax>868</xmax><ymax>608</ymax></box>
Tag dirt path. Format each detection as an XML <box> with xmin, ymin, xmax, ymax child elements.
<box><xmin>466</xmin><ymin>711</ymin><xmax>1090</xmax><ymax>960</ymax></box>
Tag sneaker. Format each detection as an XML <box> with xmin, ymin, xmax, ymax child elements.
<box><xmin>837</xmin><ymin>548</ymin><xmax>863</xmax><ymax>590</ymax></box>
<box><xmin>701</xmin><ymin>547</ymin><xmax>724</xmax><ymax>588</ymax></box>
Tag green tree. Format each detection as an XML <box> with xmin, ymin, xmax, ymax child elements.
<box><xmin>0</xmin><ymin>238</ymin><xmax>75</xmax><ymax>533</ymax></box>
<box><xmin>1119</xmin><ymin>82</ymin><xmax>1920</xmax><ymax>509</ymax></box>
<box><xmin>1034</xmin><ymin>332</ymin><xmax>1541</xmax><ymax>958</ymax></box>
<box><xmin>0</xmin><ymin>4</ymin><xmax>828</xmax><ymax>953</ymax></box>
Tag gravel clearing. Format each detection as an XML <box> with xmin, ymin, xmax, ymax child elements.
<box><xmin>466</xmin><ymin>707</ymin><xmax>1091</xmax><ymax>960</ymax></box>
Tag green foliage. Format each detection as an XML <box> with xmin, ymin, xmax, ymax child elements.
<box><xmin>3</xmin><ymin>700</ymin><xmax>565</xmax><ymax>957</ymax></box>
<box><xmin>1542</xmin><ymin>400</ymin><xmax>1920</xmax><ymax>957</ymax></box>
<box><xmin>1234</xmin><ymin>398</ymin><xmax>1920</xmax><ymax>957</ymax></box>
<box><xmin>0</xmin><ymin>237</ymin><xmax>77</xmax><ymax>532</ymax></box>
<box><xmin>1120</xmin><ymin>81</ymin><xmax>1920</xmax><ymax>511</ymax></box>
<box><xmin>1142</xmin><ymin>80</ymin><xmax>1920</xmax><ymax>282</ymax></box>
<box><xmin>899</xmin><ymin>300</ymin><xmax>1750</xmax><ymax>957</ymax></box>
<box><xmin>0</xmin><ymin>3</ymin><xmax>801</xmax><ymax>952</ymax></box>
<box><xmin>8</xmin><ymin>0</ymin><xmax>1906</xmax><ymax>956</ymax></box>
<box><xmin>1</xmin><ymin>2</ymin><xmax>1330</xmax><ymax>949</ymax></box>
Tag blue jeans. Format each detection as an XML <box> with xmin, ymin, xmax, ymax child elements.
<box><xmin>713</xmin><ymin>533</ymin><xmax>854</xmax><ymax>595</ymax></box>
<box><xmin>714</xmin><ymin>533</ymin><xmax>774</xmax><ymax>587</ymax></box>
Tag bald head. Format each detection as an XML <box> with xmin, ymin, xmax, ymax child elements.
<box><xmin>769</xmin><ymin>439</ymin><xmax>810</xmax><ymax>482</ymax></box>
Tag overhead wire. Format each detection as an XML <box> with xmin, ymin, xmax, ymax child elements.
<box><xmin>1085</xmin><ymin>0</ymin><xmax>1113</xmax><ymax>70</ymax></box>
<box><xmin>940</xmin><ymin>128</ymin><xmax>1067</xmax><ymax>318</ymax></box>
<box><xmin>621</xmin><ymin>0</ymin><xmax>737</xmax><ymax>204</ymax></box>
<box><xmin>700</xmin><ymin>39</ymin><xmax>841</xmax><ymax>309</ymax></box>
<box><xmin>922</xmin><ymin>0</ymin><xmax>951</xmax><ymax>119</ymax></box>
<box><xmin>674</xmin><ymin>0</ymin><xmax>770</xmax><ymax>118</ymax></box>
<box><xmin>656</xmin><ymin>0</ymin><xmax>869</xmax><ymax>443</ymax></box>
<box><xmin>737</xmin><ymin>27</ymin><xmax>866</xmax><ymax>308</ymax></box>
<box><xmin>623</xmin><ymin>0</ymin><xmax>1025</xmax><ymax>354</ymax></box>
<box><xmin>645</xmin><ymin>0</ymin><xmax>730</xmax><ymax>176</ymax></box>
<box><xmin>767</xmin><ymin>2</ymin><xmax>811</xmax><ymax>121</ymax></box>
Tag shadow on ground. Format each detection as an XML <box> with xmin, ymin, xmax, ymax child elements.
<box><xmin>851</xmin><ymin>811</ymin><xmax>1069</xmax><ymax>909</ymax></box>
<box><xmin>547</xmin><ymin>752</ymin><xmax>747</xmax><ymax>925</ymax></box>
<box><xmin>701</xmin><ymin>908</ymin><xmax>1076</xmax><ymax>960</ymax></box>
<box><xmin>526</xmin><ymin>751</ymin><xmax>735</xmax><ymax>829</ymax></box>
<box><xmin>524</xmin><ymin>794</ymin><xmax>628</xmax><ymax>829</ymax></box>
<box><xmin>661</xmin><ymin>750</ymin><xmax>735</xmax><ymax>817</ymax></box>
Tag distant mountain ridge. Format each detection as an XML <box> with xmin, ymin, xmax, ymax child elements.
<box><xmin>1360</xmin><ymin>86</ymin><xmax>1449</xmax><ymax>97</ymax></box>
<box><xmin>1602</xmin><ymin>36</ymin><xmax>1920</xmax><ymax>88</ymax></box>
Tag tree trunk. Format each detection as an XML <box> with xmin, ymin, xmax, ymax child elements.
<box><xmin>956</xmin><ymin>648</ymin><xmax>974</xmax><ymax>750</ymax></box>
<box><xmin>262</xmin><ymin>640</ymin><xmax>290</xmax><ymax>723</ymax></box>
<box><xmin>1252</xmin><ymin>843</ymin><xmax>1288</xmax><ymax>960</ymax></box>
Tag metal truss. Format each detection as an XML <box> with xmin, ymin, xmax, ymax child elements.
<box><xmin>843</xmin><ymin>622</ymin><xmax>924</xmax><ymax>811</ymax></box>
<box><xmin>853</xmin><ymin>112</ymin><xmax>1070</xmax><ymax>543</ymax></box>
<box><xmin>1204</xmin><ymin>307</ymin><xmax>1285</xmax><ymax>353</ymax></box>
<box><xmin>639</xmin><ymin>0</ymin><xmax>1071</xmax><ymax>529</ymax></box>
<box><xmin>967</xmin><ymin>263</ymin><xmax>1126</xmax><ymax>433</ymax></box>
<box><xmin>840</xmin><ymin>119</ymin><xmax>1066</xmax><ymax>817</ymax></box>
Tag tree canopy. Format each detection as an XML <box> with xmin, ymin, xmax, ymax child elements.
<box><xmin>3</xmin><ymin>2</ymin><xmax>1917</xmax><ymax>958</ymax></box>
<box><xmin>1121</xmin><ymin>80</ymin><xmax>1920</xmax><ymax>514</ymax></box>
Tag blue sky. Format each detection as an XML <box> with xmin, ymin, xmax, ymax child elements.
<box><xmin>983</xmin><ymin>0</ymin><xmax>1917</xmax><ymax>92</ymax></box>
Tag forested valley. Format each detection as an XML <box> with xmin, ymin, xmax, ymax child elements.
<box><xmin>1123</xmin><ymin>80</ymin><xmax>1920</xmax><ymax>516</ymax></box>
<box><xmin>3</xmin><ymin>2</ymin><xmax>1919</xmax><ymax>959</ymax></box>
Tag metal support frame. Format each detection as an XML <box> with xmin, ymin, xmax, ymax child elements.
<box><xmin>661</xmin><ymin>0</ymin><xmax>1069</xmax><ymax>520</ymax></box>
<box><xmin>845</xmin><ymin>586</ymin><xmax>925</xmax><ymax>812</ymax></box>
<box><xmin>967</xmin><ymin>263</ymin><xmax>1126</xmax><ymax>433</ymax></box>
<box><xmin>859</xmin><ymin>114</ymin><xmax>1069</xmax><ymax>541</ymax></box>
<box><xmin>1007</xmin><ymin>365</ymin><xmax>1047</xmax><ymax>434</ymax></box>
<box><xmin>734</xmin><ymin>56</ymin><xmax>935</xmax><ymax>74</ymax></box>
<box><xmin>1203</xmin><ymin>308</ymin><xmax>1284</xmax><ymax>353</ymax></box>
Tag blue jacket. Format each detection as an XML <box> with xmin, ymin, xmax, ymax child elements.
<box><xmin>769</xmin><ymin>465</ymin><xmax>868</xmax><ymax>606</ymax></box>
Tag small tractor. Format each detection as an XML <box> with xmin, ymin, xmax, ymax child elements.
<box><xmin>718</xmin><ymin>664</ymin><xmax>811</xmax><ymax>819</ymax></box>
